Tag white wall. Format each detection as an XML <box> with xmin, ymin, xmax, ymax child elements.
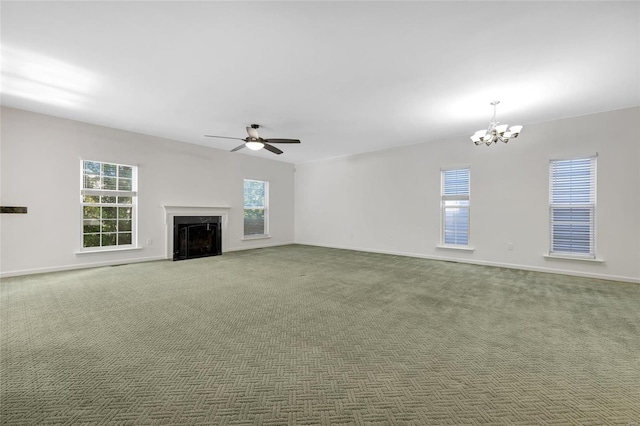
<box><xmin>3</xmin><ymin>107</ymin><xmax>638</xmax><ymax>282</ymax></box>
<box><xmin>295</xmin><ymin>107</ymin><xmax>640</xmax><ymax>283</ymax></box>
<box><xmin>0</xmin><ymin>107</ymin><xmax>295</xmax><ymax>276</ymax></box>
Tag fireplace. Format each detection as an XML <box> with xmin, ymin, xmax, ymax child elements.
<box><xmin>173</xmin><ymin>216</ymin><xmax>222</xmax><ymax>261</ymax></box>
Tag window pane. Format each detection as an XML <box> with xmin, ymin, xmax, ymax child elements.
<box><xmin>103</xmin><ymin>163</ymin><xmax>117</xmax><ymax>177</ymax></box>
<box><xmin>550</xmin><ymin>158</ymin><xmax>595</xmax><ymax>204</ymax></box>
<box><xmin>83</xmin><ymin>195</ymin><xmax>100</xmax><ymax>203</ymax></box>
<box><xmin>83</xmin><ymin>206</ymin><xmax>100</xmax><ymax>219</ymax></box>
<box><xmin>444</xmin><ymin>206</ymin><xmax>469</xmax><ymax>245</ymax></box>
<box><xmin>118</xmin><ymin>207</ymin><xmax>132</xmax><ymax>219</ymax></box>
<box><xmin>83</xmin><ymin>220</ymin><xmax>101</xmax><ymax>233</ymax></box>
<box><xmin>83</xmin><ymin>234</ymin><xmax>101</xmax><ymax>247</ymax></box>
<box><xmin>101</xmin><ymin>196</ymin><xmax>117</xmax><ymax>204</ymax></box>
<box><xmin>118</xmin><ymin>178</ymin><xmax>132</xmax><ymax>191</ymax></box>
<box><xmin>552</xmin><ymin>207</ymin><xmax>592</xmax><ymax>224</ymax></box>
<box><xmin>244</xmin><ymin>209</ymin><xmax>265</xmax><ymax>235</ymax></box>
<box><xmin>442</xmin><ymin>169</ymin><xmax>470</xmax><ymax>196</ymax></box>
<box><xmin>118</xmin><ymin>220</ymin><xmax>132</xmax><ymax>232</ymax></box>
<box><xmin>552</xmin><ymin>224</ymin><xmax>591</xmax><ymax>253</ymax></box>
<box><xmin>118</xmin><ymin>196</ymin><xmax>132</xmax><ymax>204</ymax></box>
<box><xmin>118</xmin><ymin>233</ymin><xmax>132</xmax><ymax>245</ymax></box>
<box><xmin>102</xmin><ymin>220</ymin><xmax>117</xmax><ymax>232</ymax></box>
<box><xmin>244</xmin><ymin>180</ymin><xmax>265</xmax><ymax>208</ymax></box>
<box><xmin>102</xmin><ymin>233</ymin><xmax>117</xmax><ymax>246</ymax></box>
<box><xmin>83</xmin><ymin>175</ymin><xmax>101</xmax><ymax>189</ymax></box>
<box><xmin>103</xmin><ymin>177</ymin><xmax>117</xmax><ymax>190</ymax></box>
<box><xmin>118</xmin><ymin>165</ymin><xmax>133</xmax><ymax>178</ymax></box>
<box><xmin>551</xmin><ymin>207</ymin><xmax>593</xmax><ymax>254</ymax></box>
<box><xmin>83</xmin><ymin>161</ymin><xmax>101</xmax><ymax>175</ymax></box>
<box><xmin>102</xmin><ymin>207</ymin><xmax>117</xmax><ymax>219</ymax></box>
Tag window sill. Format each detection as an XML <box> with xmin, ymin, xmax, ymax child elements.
<box><xmin>242</xmin><ymin>235</ymin><xmax>271</xmax><ymax>241</ymax></box>
<box><xmin>436</xmin><ymin>245</ymin><xmax>475</xmax><ymax>252</ymax></box>
<box><xmin>75</xmin><ymin>246</ymin><xmax>144</xmax><ymax>255</ymax></box>
<box><xmin>543</xmin><ymin>254</ymin><xmax>604</xmax><ymax>263</ymax></box>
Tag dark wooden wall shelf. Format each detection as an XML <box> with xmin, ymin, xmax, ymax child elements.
<box><xmin>1</xmin><ymin>206</ymin><xmax>28</xmax><ymax>214</ymax></box>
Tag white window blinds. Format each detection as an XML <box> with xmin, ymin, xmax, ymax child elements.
<box><xmin>549</xmin><ymin>156</ymin><xmax>596</xmax><ymax>257</ymax></box>
<box><xmin>441</xmin><ymin>168</ymin><xmax>470</xmax><ymax>246</ymax></box>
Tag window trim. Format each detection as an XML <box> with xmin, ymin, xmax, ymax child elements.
<box><xmin>243</xmin><ymin>179</ymin><xmax>269</xmax><ymax>238</ymax></box>
<box><xmin>440</xmin><ymin>167</ymin><xmax>471</xmax><ymax>248</ymax></box>
<box><xmin>79</xmin><ymin>160</ymin><xmax>138</xmax><ymax>252</ymax></box>
<box><xmin>548</xmin><ymin>154</ymin><xmax>597</xmax><ymax>260</ymax></box>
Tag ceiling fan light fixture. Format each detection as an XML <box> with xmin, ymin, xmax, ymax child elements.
<box><xmin>204</xmin><ymin>124</ymin><xmax>300</xmax><ymax>155</ymax></box>
<box><xmin>245</xmin><ymin>141</ymin><xmax>264</xmax><ymax>151</ymax></box>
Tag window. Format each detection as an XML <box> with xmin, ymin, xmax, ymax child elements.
<box><xmin>441</xmin><ymin>168</ymin><xmax>470</xmax><ymax>246</ymax></box>
<box><xmin>243</xmin><ymin>179</ymin><xmax>268</xmax><ymax>237</ymax></box>
<box><xmin>549</xmin><ymin>156</ymin><xmax>596</xmax><ymax>258</ymax></box>
<box><xmin>81</xmin><ymin>160</ymin><xmax>137</xmax><ymax>250</ymax></box>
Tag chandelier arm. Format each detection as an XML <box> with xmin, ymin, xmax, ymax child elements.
<box><xmin>472</xmin><ymin>100</ymin><xmax>522</xmax><ymax>147</ymax></box>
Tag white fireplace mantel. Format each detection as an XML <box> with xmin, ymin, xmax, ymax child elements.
<box><xmin>162</xmin><ymin>205</ymin><xmax>230</xmax><ymax>259</ymax></box>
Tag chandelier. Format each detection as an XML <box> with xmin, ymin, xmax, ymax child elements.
<box><xmin>470</xmin><ymin>101</ymin><xmax>523</xmax><ymax>146</ymax></box>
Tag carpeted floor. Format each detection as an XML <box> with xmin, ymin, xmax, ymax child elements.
<box><xmin>1</xmin><ymin>244</ymin><xmax>639</xmax><ymax>425</ymax></box>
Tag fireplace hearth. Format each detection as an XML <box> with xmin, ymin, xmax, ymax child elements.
<box><xmin>173</xmin><ymin>216</ymin><xmax>222</xmax><ymax>261</ymax></box>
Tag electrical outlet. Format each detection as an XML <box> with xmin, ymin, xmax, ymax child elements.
<box><xmin>146</xmin><ymin>239</ymin><xmax>153</xmax><ymax>246</ymax></box>
<box><xmin>508</xmin><ymin>242</ymin><xmax>514</xmax><ymax>251</ymax></box>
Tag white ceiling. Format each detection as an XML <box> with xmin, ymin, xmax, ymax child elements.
<box><xmin>1</xmin><ymin>1</ymin><xmax>638</xmax><ymax>163</ymax></box>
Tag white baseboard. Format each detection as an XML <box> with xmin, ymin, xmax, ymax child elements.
<box><xmin>294</xmin><ymin>241</ymin><xmax>640</xmax><ymax>284</ymax></box>
<box><xmin>0</xmin><ymin>256</ymin><xmax>167</xmax><ymax>279</ymax></box>
<box><xmin>0</xmin><ymin>242</ymin><xmax>296</xmax><ymax>278</ymax></box>
<box><xmin>225</xmin><ymin>240</ymin><xmax>295</xmax><ymax>252</ymax></box>
<box><xmin>4</xmin><ymin>242</ymin><xmax>636</xmax><ymax>284</ymax></box>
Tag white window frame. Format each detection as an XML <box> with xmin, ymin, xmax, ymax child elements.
<box><xmin>243</xmin><ymin>179</ymin><xmax>269</xmax><ymax>238</ymax></box>
<box><xmin>548</xmin><ymin>155</ymin><xmax>597</xmax><ymax>259</ymax></box>
<box><xmin>440</xmin><ymin>167</ymin><xmax>471</xmax><ymax>248</ymax></box>
<box><xmin>79</xmin><ymin>160</ymin><xmax>138</xmax><ymax>252</ymax></box>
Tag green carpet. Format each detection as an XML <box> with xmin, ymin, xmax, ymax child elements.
<box><xmin>1</xmin><ymin>245</ymin><xmax>639</xmax><ymax>425</ymax></box>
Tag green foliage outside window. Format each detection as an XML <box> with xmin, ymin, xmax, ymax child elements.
<box><xmin>244</xmin><ymin>180</ymin><xmax>265</xmax><ymax>208</ymax></box>
<box><xmin>244</xmin><ymin>209</ymin><xmax>265</xmax><ymax>235</ymax></box>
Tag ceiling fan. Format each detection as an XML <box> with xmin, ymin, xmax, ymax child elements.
<box><xmin>205</xmin><ymin>124</ymin><xmax>301</xmax><ymax>155</ymax></box>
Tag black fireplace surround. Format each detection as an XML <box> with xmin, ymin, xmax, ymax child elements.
<box><xmin>173</xmin><ymin>216</ymin><xmax>222</xmax><ymax>261</ymax></box>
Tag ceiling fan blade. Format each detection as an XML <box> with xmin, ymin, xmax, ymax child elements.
<box><xmin>246</xmin><ymin>127</ymin><xmax>260</xmax><ymax>139</ymax></box>
<box><xmin>205</xmin><ymin>135</ymin><xmax>246</xmax><ymax>141</ymax></box>
<box><xmin>230</xmin><ymin>144</ymin><xmax>246</xmax><ymax>152</ymax></box>
<box><xmin>262</xmin><ymin>143</ymin><xmax>283</xmax><ymax>155</ymax></box>
<box><xmin>263</xmin><ymin>138</ymin><xmax>301</xmax><ymax>144</ymax></box>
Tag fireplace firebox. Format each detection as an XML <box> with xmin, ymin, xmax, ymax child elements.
<box><xmin>173</xmin><ymin>216</ymin><xmax>222</xmax><ymax>261</ymax></box>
